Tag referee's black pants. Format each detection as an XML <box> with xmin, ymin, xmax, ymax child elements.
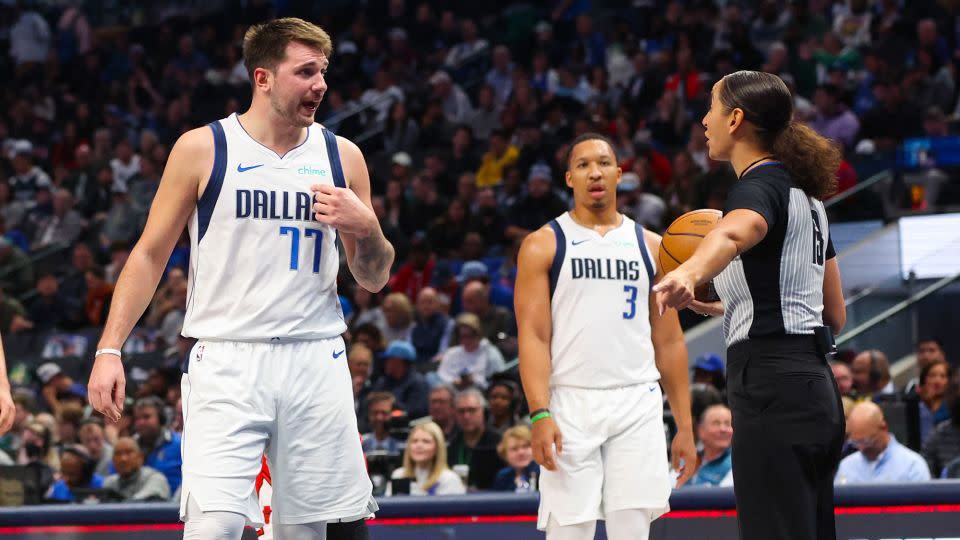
<box><xmin>726</xmin><ymin>335</ymin><xmax>845</xmax><ymax>540</ymax></box>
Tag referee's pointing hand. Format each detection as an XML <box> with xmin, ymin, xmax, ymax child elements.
<box><xmin>652</xmin><ymin>270</ymin><xmax>696</xmax><ymax>315</ymax></box>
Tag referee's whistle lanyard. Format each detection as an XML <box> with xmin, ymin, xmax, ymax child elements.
<box><xmin>737</xmin><ymin>156</ymin><xmax>778</xmax><ymax>181</ymax></box>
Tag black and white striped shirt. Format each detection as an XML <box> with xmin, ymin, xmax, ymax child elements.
<box><xmin>714</xmin><ymin>163</ymin><xmax>836</xmax><ymax>346</ymax></box>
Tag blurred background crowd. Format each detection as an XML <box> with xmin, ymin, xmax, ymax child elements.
<box><xmin>0</xmin><ymin>0</ymin><xmax>958</xmax><ymax>505</ymax></box>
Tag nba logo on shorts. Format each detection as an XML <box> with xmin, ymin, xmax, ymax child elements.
<box><xmin>196</xmin><ymin>345</ymin><xmax>205</xmax><ymax>362</ymax></box>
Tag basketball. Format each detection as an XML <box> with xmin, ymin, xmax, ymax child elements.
<box><xmin>659</xmin><ymin>209</ymin><xmax>723</xmax><ymax>301</ymax></box>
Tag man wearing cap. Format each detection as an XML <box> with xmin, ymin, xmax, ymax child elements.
<box><xmin>692</xmin><ymin>353</ymin><xmax>726</xmax><ymax>393</ymax></box>
<box><xmin>505</xmin><ymin>163</ymin><xmax>569</xmax><ymax>241</ymax></box>
<box><xmin>430</xmin><ymin>70</ymin><xmax>473</xmax><ymax>124</ymax></box>
<box><xmin>476</xmin><ymin>129</ymin><xmax>519</xmax><ymax>188</ymax></box>
<box><xmin>437</xmin><ymin>313</ymin><xmax>506</xmax><ymax>390</ymax></box>
<box><xmin>7</xmin><ymin>140</ymin><xmax>52</xmax><ymax>204</ymax></box>
<box><xmin>371</xmin><ymin>341</ymin><xmax>429</xmax><ymax>419</ymax></box>
<box><xmin>616</xmin><ymin>171</ymin><xmax>666</xmax><ymax>231</ymax></box>
<box><xmin>457</xmin><ymin>260</ymin><xmax>513</xmax><ymax>310</ymax></box>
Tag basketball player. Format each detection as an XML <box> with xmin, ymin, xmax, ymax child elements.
<box><xmin>0</xmin><ymin>334</ymin><xmax>14</xmax><ymax>434</ymax></box>
<box><xmin>87</xmin><ymin>18</ymin><xmax>394</xmax><ymax>540</ymax></box>
<box><xmin>516</xmin><ymin>133</ymin><xmax>696</xmax><ymax>540</ymax></box>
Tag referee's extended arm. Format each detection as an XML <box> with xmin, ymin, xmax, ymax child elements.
<box><xmin>653</xmin><ymin>209</ymin><xmax>767</xmax><ymax>313</ymax></box>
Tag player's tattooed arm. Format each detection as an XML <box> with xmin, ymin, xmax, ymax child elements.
<box><xmin>352</xmin><ymin>227</ymin><xmax>395</xmax><ymax>291</ymax></box>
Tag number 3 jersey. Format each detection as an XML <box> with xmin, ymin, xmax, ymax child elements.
<box><xmin>182</xmin><ymin>114</ymin><xmax>347</xmax><ymax>341</ymax></box>
<box><xmin>547</xmin><ymin>212</ymin><xmax>659</xmax><ymax>388</ymax></box>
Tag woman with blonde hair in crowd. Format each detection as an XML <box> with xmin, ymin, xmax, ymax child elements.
<box><xmin>389</xmin><ymin>421</ymin><xmax>465</xmax><ymax>496</ymax></box>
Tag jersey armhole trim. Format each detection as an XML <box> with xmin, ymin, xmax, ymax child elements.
<box><xmin>548</xmin><ymin>220</ymin><xmax>566</xmax><ymax>298</ymax></box>
<box><xmin>197</xmin><ymin>121</ymin><xmax>228</xmax><ymax>242</ymax></box>
<box><xmin>322</xmin><ymin>128</ymin><xmax>348</xmax><ymax>189</ymax></box>
<box><xmin>634</xmin><ymin>223</ymin><xmax>655</xmax><ymax>290</ymax></box>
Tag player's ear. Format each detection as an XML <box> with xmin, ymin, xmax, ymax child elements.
<box><xmin>565</xmin><ymin>170</ymin><xmax>573</xmax><ymax>189</ymax></box>
<box><xmin>253</xmin><ymin>67</ymin><xmax>272</xmax><ymax>91</ymax></box>
<box><xmin>728</xmin><ymin>108</ymin><xmax>744</xmax><ymax>135</ymax></box>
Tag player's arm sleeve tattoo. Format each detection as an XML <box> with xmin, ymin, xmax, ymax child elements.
<box><xmin>352</xmin><ymin>227</ymin><xmax>395</xmax><ymax>291</ymax></box>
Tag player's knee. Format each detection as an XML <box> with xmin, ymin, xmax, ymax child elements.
<box><xmin>182</xmin><ymin>496</ymin><xmax>246</xmax><ymax>540</ymax></box>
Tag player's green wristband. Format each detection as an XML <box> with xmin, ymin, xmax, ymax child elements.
<box><xmin>531</xmin><ymin>411</ymin><xmax>552</xmax><ymax>424</ymax></box>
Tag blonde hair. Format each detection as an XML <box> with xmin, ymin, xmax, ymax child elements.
<box><xmin>400</xmin><ymin>421</ymin><xmax>450</xmax><ymax>493</ymax></box>
<box><xmin>497</xmin><ymin>425</ymin><xmax>532</xmax><ymax>460</ymax></box>
<box><xmin>242</xmin><ymin>17</ymin><xmax>333</xmax><ymax>81</ymax></box>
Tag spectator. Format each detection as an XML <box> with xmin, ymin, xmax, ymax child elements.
<box><xmin>835</xmin><ymin>402</ymin><xmax>931</xmax><ymax>484</ymax></box>
<box><xmin>469</xmin><ymin>85</ymin><xmax>502</xmax><ymax>141</ymax></box>
<box><xmin>46</xmin><ymin>445</ymin><xmax>104</xmax><ymax>503</ymax></box>
<box><xmin>381</xmin><ymin>101</ymin><xmax>419</xmax><ymax>156</ymax></box>
<box><xmin>349</xmin><ymin>343</ymin><xmax>375</xmax><ymax>430</ymax></box>
<box><xmin>361</xmin><ymin>392</ymin><xmax>405</xmax><ymax>455</ymax></box>
<box><xmin>7</xmin><ymin>141</ymin><xmax>52</xmax><ymax>205</ymax></box>
<box><xmin>437</xmin><ymin>313</ymin><xmax>506</xmax><ymax>390</ymax></box>
<box><xmin>492</xmin><ymin>425</ymin><xmax>539</xmax><ymax>492</ymax></box>
<box><xmin>808</xmin><ymin>84</ymin><xmax>859</xmax><ymax>150</ymax></box>
<box><xmin>371</xmin><ymin>340</ymin><xmax>429</xmax><ymax>419</ymax></box>
<box><xmin>36</xmin><ymin>362</ymin><xmax>72</xmax><ymax>417</ymax></box>
<box><xmin>102</xmin><ymin>437</ymin><xmax>170</xmax><ymax>502</ymax></box>
<box><xmin>429</xmin><ymin>71</ymin><xmax>473</xmax><ymax>125</ymax></box>
<box><xmin>411</xmin><ymin>287</ymin><xmax>452</xmax><ymax>364</ymax></box>
<box><xmin>127</xmin><ymin>157</ymin><xmax>160</xmax><ymax>219</ymax></box>
<box><xmin>100</xmin><ymin>184</ymin><xmax>141</xmax><ymax>247</ymax></box>
<box><xmin>109</xmin><ymin>140</ymin><xmax>140</xmax><ymax>190</ymax></box>
<box><xmin>830</xmin><ymin>361</ymin><xmax>855</xmax><ymax>397</ymax></box>
<box><xmin>921</xmin><ymin>396</ymin><xmax>960</xmax><ymax>478</ymax></box>
<box><xmin>388</xmin><ymin>421</ymin><xmax>465</xmax><ymax>496</ymax></box>
<box><xmin>460</xmin><ymin>280</ymin><xmax>516</xmax><ymax>350</ymax></box>
<box><xmin>55</xmin><ymin>402</ymin><xmax>84</xmax><ymax>448</ymax></box>
<box><xmin>858</xmin><ymin>79</ymin><xmax>923</xmax><ymax>153</ymax></box>
<box><xmin>445</xmin><ymin>19</ymin><xmax>488</xmax><ymax>71</ymax></box>
<box><xmin>476</xmin><ymin>129</ymin><xmax>519</xmax><ymax>189</ymax></box>
<box><xmin>427</xmin><ymin>199</ymin><xmax>472</xmax><ymax>259</ymax></box>
<box><xmin>0</xmin><ymin>389</ymin><xmax>34</xmax><ymax>458</ymax></box>
<box><xmin>131</xmin><ymin>397</ymin><xmax>182</xmax><ymax>494</ymax></box>
<box><xmin>27</xmin><ymin>272</ymin><xmax>70</xmax><ymax>331</ymax></box>
<box><xmin>83</xmin><ymin>265</ymin><xmax>114</xmax><ymax>326</ymax></box>
<box><xmin>0</xmin><ymin>237</ymin><xmax>34</xmax><ymax>296</ymax></box>
<box><xmin>687</xmin><ymin>404</ymin><xmax>734</xmax><ymax>487</ymax></box>
<box><xmin>388</xmin><ymin>236</ymin><xmax>435</xmax><ymax>301</ymax></box>
<box><xmin>504</xmin><ymin>163</ymin><xmax>568</xmax><ymax>240</ymax></box>
<box><xmin>905</xmin><ymin>338</ymin><xmax>947</xmax><ymax>395</ymax></box>
<box><xmin>30</xmin><ymin>189</ymin><xmax>86</xmax><ymax>248</ymax></box>
<box><xmin>914</xmin><ymin>360</ymin><xmax>952</xmax><ymax>444</ymax></box>
<box><xmin>850</xmin><ymin>349</ymin><xmax>894</xmax><ymax>398</ymax></box>
<box><xmin>428</xmin><ymin>385</ymin><xmax>458</xmax><ymax>440</ymax></box>
<box><xmin>78</xmin><ymin>419</ymin><xmax>113</xmax><ymax>478</ymax></box>
<box><xmin>616</xmin><ymin>171</ymin><xmax>666</xmax><ymax>232</ymax></box>
<box><xmin>447</xmin><ymin>388</ymin><xmax>505</xmax><ymax>490</ymax></box>
<box><xmin>486</xmin><ymin>380</ymin><xmax>522</xmax><ymax>434</ymax></box>
<box><xmin>381</xmin><ymin>292</ymin><xmax>415</xmax><ymax>344</ymax></box>
<box><xmin>9</xmin><ymin>2</ymin><xmax>51</xmax><ymax>78</ymax></box>
<box><xmin>360</xmin><ymin>68</ymin><xmax>404</xmax><ymax>126</ymax></box>
<box><xmin>692</xmin><ymin>353</ymin><xmax>726</xmax><ymax>393</ymax></box>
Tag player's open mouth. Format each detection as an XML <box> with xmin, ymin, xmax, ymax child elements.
<box><xmin>588</xmin><ymin>184</ymin><xmax>606</xmax><ymax>198</ymax></box>
<box><xmin>301</xmin><ymin>100</ymin><xmax>320</xmax><ymax>113</ymax></box>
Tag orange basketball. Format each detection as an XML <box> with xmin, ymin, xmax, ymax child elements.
<box><xmin>659</xmin><ymin>209</ymin><xmax>723</xmax><ymax>301</ymax></box>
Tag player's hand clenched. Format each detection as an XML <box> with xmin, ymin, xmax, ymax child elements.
<box><xmin>311</xmin><ymin>184</ymin><xmax>377</xmax><ymax>238</ymax></box>
<box><xmin>531</xmin><ymin>416</ymin><xmax>562</xmax><ymax>471</ymax></box>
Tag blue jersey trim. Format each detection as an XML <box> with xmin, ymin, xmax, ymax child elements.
<box><xmin>548</xmin><ymin>220</ymin><xmax>566</xmax><ymax>297</ymax></box>
<box><xmin>198</xmin><ymin>121</ymin><xmax>228</xmax><ymax>243</ymax></box>
<box><xmin>634</xmin><ymin>223</ymin><xmax>655</xmax><ymax>290</ymax></box>
<box><xmin>322</xmin><ymin>128</ymin><xmax>347</xmax><ymax>189</ymax></box>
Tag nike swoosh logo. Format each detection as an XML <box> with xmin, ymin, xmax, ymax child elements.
<box><xmin>572</xmin><ymin>239</ymin><xmax>590</xmax><ymax>246</ymax></box>
<box><xmin>332</xmin><ymin>349</ymin><xmax>345</xmax><ymax>359</ymax></box>
<box><xmin>649</xmin><ymin>385</ymin><xmax>657</xmax><ymax>392</ymax></box>
<box><xmin>237</xmin><ymin>163</ymin><xmax>264</xmax><ymax>172</ymax></box>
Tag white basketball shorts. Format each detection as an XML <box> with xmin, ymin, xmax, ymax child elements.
<box><xmin>178</xmin><ymin>337</ymin><xmax>377</xmax><ymax>526</ymax></box>
<box><xmin>537</xmin><ymin>382</ymin><xmax>671</xmax><ymax>530</ymax></box>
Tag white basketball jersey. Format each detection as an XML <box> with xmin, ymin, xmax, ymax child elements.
<box><xmin>181</xmin><ymin>113</ymin><xmax>347</xmax><ymax>341</ymax></box>
<box><xmin>548</xmin><ymin>212</ymin><xmax>659</xmax><ymax>388</ymax></box>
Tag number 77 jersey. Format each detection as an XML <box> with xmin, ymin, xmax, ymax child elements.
<box><xmin>545</xmin><ymin>212</ymin><xmax>659</xmax><ymax>388</ymax></box>
<box><xmin>182</xmin><ymin>114</ymin><xmax>347</xmax><ymax>342</ymax></box>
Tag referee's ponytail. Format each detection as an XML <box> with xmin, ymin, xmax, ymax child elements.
<box><xmin>719</xmin><ymin>71</ymin><xmax>840</xmax><ymax>200</ymax></box>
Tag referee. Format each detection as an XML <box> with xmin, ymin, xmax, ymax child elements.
<box><xmin>654</xmin><ymin>71</ymin><xmax>847</xmax><ymax>540</ymax></box>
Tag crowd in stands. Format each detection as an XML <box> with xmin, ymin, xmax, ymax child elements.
<box><xmin>0</xmin><ymin>0</ymin><xmax>958</xmax><ymax>504</ymax></box>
